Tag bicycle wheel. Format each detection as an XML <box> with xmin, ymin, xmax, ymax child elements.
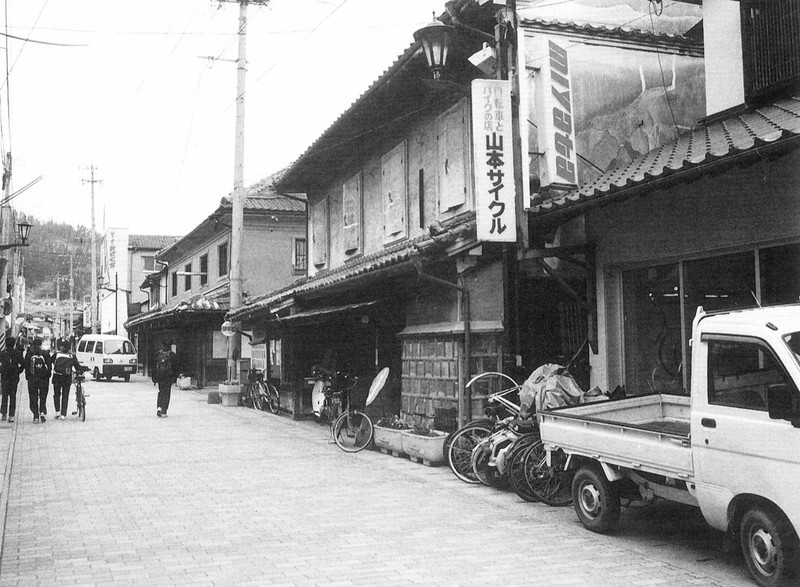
<box><xmin>446</xmin><ymin>421</ymin><xmax>493</xmax><ymax>484</ymax></box>
<box><xmin>523</xmin><ymin>440</ymin><xmax>573</xmax><ymax>506</ymax></box>
<box><xmin>332</xmin><ymin>410</ymin><xmax>373</xmax><ymax>452</ymax></box>
<box><xmin>506</xmin><ymin>433</ymin><xmax>540</xmax><ymax>502</ymax></box>
<box><xmin>471</xmin><ymin>439</ymin><xmax>510</xmax><ymax>489</ymax></box>
<box><xmin>251</xmin><ymin>383</ymin><xmax>265</xmax><ymax>411</ymax></box>
<box><xmin>77</xmin><ymin>389</ymin><xmax>86</xmax><ymax>422</ymax></box>
<box><xmin>265</xmin><ymin>383</ymin><xmax>280</xmax><ymax>414</ymax></box>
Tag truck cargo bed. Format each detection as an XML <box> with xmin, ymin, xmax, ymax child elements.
<box><xmin>537</xmin><ymin>395</ymin><xmax>694</xmax><ymax>480</ymax></box>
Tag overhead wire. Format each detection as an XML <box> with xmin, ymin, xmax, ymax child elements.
<box><xmin>5</xmin><ymin>0</ymin><xmax>51</xmax><ymax>85</ymax></box>
<box><xmin>183</xmin><ymin>0</ymin><xmax>352</xmax><ymax>160</ymax></box>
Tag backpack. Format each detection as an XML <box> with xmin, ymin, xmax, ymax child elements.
<box><xmin>30</xmin><ymin>354</ymin><xmax>49</xmax><ymax>379</ymax></box>
<box><xmin>0</xmin><ymin>350</ymin><xmax>18</xmax><ymax>376</ymax></box>
<box><xmin>155</xmin><ymin>351</ymin><xmax>173</xmax><ymax>380</ymax></box>
<box><xmin>53</xmin><ymin>352</ymin><xmax>74</xmax><ymax>376</ymax></box>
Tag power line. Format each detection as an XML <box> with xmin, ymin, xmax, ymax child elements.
<box><xmin>5</xmin><ymin>0</ymin><xmax>51</xmax><ymax>86</ymax></box>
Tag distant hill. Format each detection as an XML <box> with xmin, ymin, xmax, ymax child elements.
<box><xmin>16</xmin><ymin>215</ymin><xmax>98</xmax><ymax>302</ymax></box>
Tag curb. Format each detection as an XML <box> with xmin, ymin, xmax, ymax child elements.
<box><xmin>0</xmin><ymin>389</ymin><xmax>21</xmax><ymax>573</ymax></box>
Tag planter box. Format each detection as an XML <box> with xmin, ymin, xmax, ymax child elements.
<box><xmin>218</xmin><ymin>384</ymin><xmax>243</xmax><ymax>407</ymax></box>
<box><xmin>401</xmin><ymin>430</ymin><xmax>448</xmax><ymax>466</ymax></box>
<box><xmin>374</xmin><ymin>425</ymin><xmax>410</xmax><ymax>457</ymax></box>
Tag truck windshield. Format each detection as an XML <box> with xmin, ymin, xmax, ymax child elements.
<box><xmin>106</xmin><ymin>340</ymin><xmax>135</xmax><ymax>355</ymax></box>
<box><xmin>784</xmin><ymin>332</ymin><xmax>800</xmax><ymax>365</ymax></box>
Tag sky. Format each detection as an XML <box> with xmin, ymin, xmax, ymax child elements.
<box><xmin>1</xmin><ymin>0</ymin><xmax>441</xmax><ymax>236</ymax></box>
<box><xmin>2</xmin><ymin>0</ymin><xmax>700</xmax><ymax>238</ymax></box>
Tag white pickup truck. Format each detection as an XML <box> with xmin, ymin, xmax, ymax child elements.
<box><xmin>537</xmin><ymin>305</ymin><xmax>800</xmax><ymax>586</ymax></box>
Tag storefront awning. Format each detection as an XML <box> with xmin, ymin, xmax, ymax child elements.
<box><xmin>228</xmin><ymin>211</ymin><xmax>477</xmax><ymax>322</ymax></box>
<box><xmin>267</xmin><ymin>300</ymin><xmax>380</xmax><ymax>329</ymax></box>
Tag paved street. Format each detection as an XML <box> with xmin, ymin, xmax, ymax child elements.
<box><xmin>0</xmin><ymin>376</ymin><xmax>754</xmax><ymax>586</ymax></box>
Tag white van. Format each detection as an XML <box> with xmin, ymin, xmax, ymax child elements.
<box><xmin>76</xmin><ymin>335</ymin><xmax>138</xmax><ymax>382</ymax></box>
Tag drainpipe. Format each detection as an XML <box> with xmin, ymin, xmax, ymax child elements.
<box><xmin>412</xmin><ymin>261</ymin><xmax>471</xmax><ymax>428</ymax></box>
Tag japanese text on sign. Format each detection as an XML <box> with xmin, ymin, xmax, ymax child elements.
<box><xmin>471</xmin><ymin>79</ymin><xmax>516</xmax><ymax>243</ymax></box>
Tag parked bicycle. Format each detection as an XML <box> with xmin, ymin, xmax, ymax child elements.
<box><xmin>71</xmin><ymin>365</ymin><xmax>91</xmax><ymax>422</ymax></box>
<box><xmin>445</xmin><ymin>372</ymin><xmax>523</xmax><ymax>484</ymax></box>
<box><xmin>243</xmin><ymin>368</ymin><xmax>280</xmax><ymax>414</ymax></box>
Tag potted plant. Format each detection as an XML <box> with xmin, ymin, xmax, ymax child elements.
<box><xmin>218</xmin><ymin>379</ymin><xmax>242</xmax><ymax>406</ymax></box>
<box><xmin>373</xmin><ymin>416</ymin><xmax>411</xmax><ymax>457</ymax></box>
<box><xmin>401</xmin><ymin>427</ymin><xmax>449</xmax><ymax>466</ymax></box>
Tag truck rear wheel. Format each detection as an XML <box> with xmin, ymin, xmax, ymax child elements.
<box><xmin>740</xmin><ymin>506</ymin><xmax>800</xmax><ymax>586</ymax></box>
<box><xmin>572</xmin><ymin>465</ymin><xmax>620</xmax><ymax>534</ymax></box>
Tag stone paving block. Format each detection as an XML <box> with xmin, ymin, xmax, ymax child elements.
<box><xmin>0</xmin><ymin>378</ymin><xmax>754</xmax><ymax>586</ymax></box>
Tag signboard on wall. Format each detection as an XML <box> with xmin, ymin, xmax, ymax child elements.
<box><xmin>533</xmin><ymin>36</ymin><xmax>579</xmax><ymax>191</ymax></box>
<box><xmin>471</xmin><ymin>78</ymin><xmax>517</xmax><ymax>243</ymax></box>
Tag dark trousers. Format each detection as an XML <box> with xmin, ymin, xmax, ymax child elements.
<box><xmin>52</xmin><ymin>375</ymin><xmax>72</xmax><ymax>417</ymax></box>
<box><xmin>28</xmin><ymin>378</ymin><xmax>49</xmax><ymax>418</ymax></box>
<box><xmin>1</xmin><ymin>378</ymin><xmax>19</xmax><ymax>417</ymax></box>
<box><xmin>157</xmin><ymin>381</ymin><xmax>172</xmax><ymax>413</ymax></box>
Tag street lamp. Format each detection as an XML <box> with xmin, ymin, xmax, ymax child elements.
<box><xmin>413</xmin><ymin>15</ymin><xmax>456</xmax><ymax>80</ymax></box>
<box><xmin>0</xmin><ymin>219</ymin><xmax>33</xmax><ymax>251</ymax></box>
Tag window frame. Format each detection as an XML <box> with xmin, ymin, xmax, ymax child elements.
<box><xmin>171</xmin><ymin>271</ymin><xmax>178</xmax><ymax>297</ymax></box>
<box><xmin>293</xmin><ymin>237</ymin><xmax>307</xmax><ymax>274</ymax></box>
<box><xmin>199</xmin><ymin>254</ymin><xmax>208</xmax><ymax>287</ymax></box>
<box><xmin>184</xmin><ymin>262</ymin><xmax>192</xmax><ymax>292</ymax></box>
<box><xmin>218</xmin><ymin>242</ymin><xmax>229</xmax><ymax>278</ymax></box>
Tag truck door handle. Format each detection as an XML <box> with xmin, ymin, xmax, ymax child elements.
<box><xmin>701</xmin><ymin>418</ymin><xmax>716</xmax><ymax>428</ymax></box>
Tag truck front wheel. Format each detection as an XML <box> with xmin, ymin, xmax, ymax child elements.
<box><xmin>572</xmin><ymin>465</ymin><xmax>620</xmax><ymax>534</ymax></box>
<box><xmin>740</xmin><ymin>506</ymin><xmax>800</xmax><ymax>586</ymax></box>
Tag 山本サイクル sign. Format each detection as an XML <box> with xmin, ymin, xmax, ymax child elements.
<box><xmin>471</xmin><ymin>78</ymin><xmax>517</xmax><ymax>243</ymax></box>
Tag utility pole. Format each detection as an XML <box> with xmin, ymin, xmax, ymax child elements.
<box><xmin>82</xmin><ymin>165</ymin><xmax>101</xmax><ymax>334</ymax></box>
<box><xmin>0</xmin><ymin>153</ymin><xmax>11</xmax><ymax>351</ymax></box>
<box><xmin>55</xmin><ymin>276</ymin><xmax>61</xmax><ymax>340</ymax></box>
<box><xmin>69</xmin><ymin>246</ymin><xmax>74</xmax><ymax>346</ymax></box>
<box><xmin>218</xmin><ymin>0</ymin><xmax>269</xmax><ymax>381</ymax></box>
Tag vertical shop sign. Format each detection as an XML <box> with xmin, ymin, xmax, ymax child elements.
<box><xmin>472</xmin><ymin>78</ymin><xmax>516</xmax><ymax>243</ymax></box>
<box><xmin>533</xmin><ymin>36</ymin><xmax>579</xmax><ymax>190</ymax></box>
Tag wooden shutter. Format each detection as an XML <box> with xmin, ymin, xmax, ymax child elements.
<box><xmin>438</xmin><ymin>101</ymin><xmax>468</xmax><ymax>211</ymax></box>
<box><xmin>343</xmin><ymin>172</ymin><xmax>361</xmax><ymax>254</ymax></box>
<box><xmin>382</xmin><ymin>142</ymin><xmax>407</xmax><ymax>242</ymax></box>
<box><xmin>311</xmin><ymin>197</ymin><xmax>328</xmax><ymax>267</ymax></box>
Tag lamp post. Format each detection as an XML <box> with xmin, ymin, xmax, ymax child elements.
<box><xmin>413</xmin><ymin>2</ymin><xmax>521</xmax><ymax>426</ymax></box>
<box><xmin>0</xmin><ymin>219</ymin><xmax>32</xmax><ymax>251</ymax></box>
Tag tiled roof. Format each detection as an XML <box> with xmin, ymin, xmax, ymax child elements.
<box><xmin>227</xmin><ymin>212</ymin><xmax>477</xmax><ymax>321</ymax></box>
<box><xmin>532</xmin><ymin>95</ymin><xmax>800</xmax><ymax>218</ymax></box>
<box><xmin>128</xmin><ymin>234</ymin><xmax>181</xmax><ymax>250</ymax></box>
<box><xmin>218</xmin><ymin>194</ymin><xmax>306</xmax><ymax>213</ymax></box>
<box><xmin>125</xmin><ymin>286</ymin><xmax>229</xmax><ymax>330</ymax></box>
<box><xmin>520</xmin><ymin>18</ymin><xmax>702</xmax><ymax>55</ymax></box>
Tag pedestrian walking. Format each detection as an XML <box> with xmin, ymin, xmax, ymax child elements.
<box><xmin>152</xmin><ymin>341</ymin><xmax>177</xmax><ymax>417</ymax></box>
<box><xmin>0</xmin><ymin>336</ymin><xmax>26</xmax><ymax>423</ymax></box>
<box><xmin>51</xmin><ymin>339</ymin><xmax>82</xmax><ymax>420</ymax></box>
<box><xmin>25</xmin><ymin>337</ymin><xmax>52</xmax><ymax>423</ymax></box>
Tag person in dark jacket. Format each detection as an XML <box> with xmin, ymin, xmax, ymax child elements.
<box><xmin>0</xmin><ymin>336</ymin><xmax>26</xmax><ymax>423</ymax></box>
<box><xmin>25</xmin><ymin>338</ymin><xmax>52</xmax><ymax>423</ymax></box>
<box><xmin>51</xmin><ymin>339</ymin><xmax>83</xmax><ymax>420</ymax></box>
<box><xmin>151</xmin><ymin>341</ymin><xmax>177</xmax><ymax>417</ymax></box>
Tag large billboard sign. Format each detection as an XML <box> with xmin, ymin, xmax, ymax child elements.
<box><xmin>472</xmin><ymin>78</ymin><xmax>517</xmax><ymax>243</ymax></box>
<box><xmin>533</xmin><ymin>36</ymin><xmax>579</xmax><ymax>192</ymax></box>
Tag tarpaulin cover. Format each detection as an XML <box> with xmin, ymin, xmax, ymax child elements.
<box><xmin>519</xmin><ymin>363</ymin><xmax>607</xmax><ymax>417</ymax></box>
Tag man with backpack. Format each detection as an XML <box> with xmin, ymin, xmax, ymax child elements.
<box><xmin>25</xmin><ymin>338</ymin><xmax>52</xmax><ymax>423</ymax></box>
<box><xmin>51</xmin><ymin>339</ymin><xmax>83</xmax><ymax>420</ymax></box>
<box><xmin>0</xmin><ymin>336</ymin><xmax>26</xmax><ymax>423</ymax></box>
<box><xmin>152</xmin><ymin>340</ymin><xmax>177</xmax><ymax>418</ymax></box>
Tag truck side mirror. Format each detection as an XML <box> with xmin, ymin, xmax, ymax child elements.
<box><xmin>767</xmin><ymin>384</ymin><xmax>799</xmax><ymax>424</ymax></box>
